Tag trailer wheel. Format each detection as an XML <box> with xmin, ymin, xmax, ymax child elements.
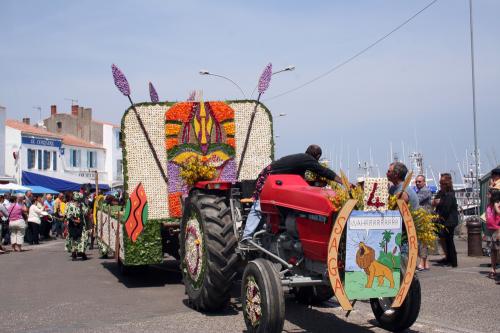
<box><xmin>242</xmin><ymin>259</ymin><xmax>285</xmax><ymax>333</ymax></box>
<box><xmin>370</xmin><ymin>276</ymin><xmax>421</xmax><ymax>332</ymax></box>
<box><xmin>180</xmin><ymin>192</ymin><xmax>238</xmax><ymax>311</ymax></box>
<box><xmin>293</xmin><ymin>285</ymin><xmax>334</xmax><ymax>305</ymax></box>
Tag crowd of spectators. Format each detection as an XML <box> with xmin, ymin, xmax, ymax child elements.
<box><xmin>0</xmin><ymin>187</ymin><xmax>100</xmax><ymax>254</ymax></box>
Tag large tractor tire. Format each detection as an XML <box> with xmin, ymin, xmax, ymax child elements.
<box><xmin>370</xmin><ymin>276</ymin><xmax>421</xmax><ymax>332</ymax></box>
<box><xmin>293</xmin><ymin>285</ymin><xmax>334</xmax><ymax>305</ymax></box>
<box><xmin>242</xmin><ymin>259</ymin><xmax>285</xmax><ymax>333</ymax></box>
<box><xmin>180</xmin><ymin>192</ymin><xmax>238</xmax><ymax>311</ymax></box>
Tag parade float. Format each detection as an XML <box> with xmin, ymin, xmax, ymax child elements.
<box><xmin>97</xmin><ymin>64</ymin><xmax>435</xmax><ymax>331</ymax></box>
<box><xmin>95</xmin><ymin>65</ymin><xmax>274</xmax><ymax>272</ymax></box>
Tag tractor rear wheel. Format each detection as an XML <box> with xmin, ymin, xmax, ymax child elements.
<box><xmin>293</xmin><ymin>285</ymin><xmax>334</xmax><ymax>305</ymax></box>
<box><xmin>370</xmin><ymin>276</ymin><xmax>421</xmax><ymax>332</ymax></box>
<box><xmin>180</xmin><ymin>192</ymin><xmax>238</xmax><ymax>311</ymax></box>
<box><xmin>242</xmin><ymin>259</ymin><xmax>285</xmax><ymax>333</ymax></box>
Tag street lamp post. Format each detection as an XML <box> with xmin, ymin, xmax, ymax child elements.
<box><xmin>273</xmin><ymin>113</ymin><xmax>287</xmax><ymax>156</ymax></box>
<box><xmin>199</xmin><ymin>70</ymin><xmax>247</xmax><ymax>99</ymax></box>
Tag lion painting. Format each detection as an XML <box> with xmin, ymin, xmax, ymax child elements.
<box><xmin>355</xmin><ymin>242</ymin><xmax>395</xmax><ymax>289</ymax></box>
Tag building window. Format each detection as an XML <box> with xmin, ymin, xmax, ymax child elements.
<box><xmin>37</xmin><ymin>150</ymin><xmax>42</xmax><ymax>170</ymax></box>
<box><xmin>27</xmin><ymin>149</ymin><xmax>36</xmax><ymax>169</ymax></box>
<box><xmin>87</xmin><ymin>150</ymin><xmax>97</xmax><ymax>168</ymax></box>
<box><xmin>117</xmin><ymin>159</ymin><xmax>123</xmax><ymax>176</ymax></box>
<box><xmin>115</xmin><ymin>130</ymin><xmax>121</xmax><ymax>149</ymax></box>
<box><xmin>70</xmin><ymin>149</ymin><xmax>81</xmax><ymax>167</ymax></box>
<box><xmin>43</xmin><ymin>150</ymin><xmax>50</xmax><ymax>170</ymax></box>
<box><xmin>56</xmin><ymin>121</ymin><xmax>62</xmax><ymax>129</ymax></box>
<box><xmin>52</xmin><ymin>151</ymin><xmax>57</xmax><ymax>171</ymax></box>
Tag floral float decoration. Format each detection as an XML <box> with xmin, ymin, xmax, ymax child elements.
<box><xmin>179</xmin><ymin>156</ymin><xmax>217</xmax><ymax>186</ymax></box>
<box><xmin>306</xmin><ymin>168</ymin><xmax>440</xmax><ymax>249</ymax></box>
<box><xmin>149</xmin><ymin>82</ymin><xmax>159</xmax><ymax>103</ymax></box>
<box><xmin>237</xmin><ymin>63</ymin><xmax>272</xmax><ymax>178</ymax></box>
<box><xmin>165</xmin><ymin>100</ymin><xmax>237</xmax><ymax>217</ymax></box>
<box><xmin>111</xmin><ymin>64</ymin><xmax>168</xmax><ymax>184</ymax></box>
<box><xmin>183</xmin><ymin>216</ymin><xmax>205</xmax><ymax>285</ymax></box>
<box><xmin>244</xmin><ymin>276</ymin><xmax>262</xmax><ymax>327</ymax></box>
<box><xmin>363</xmin><ymin>178</ymin><xmax>389</xmax><ymax>211</ymax></box>
<box><xmin>122</xmin><ymin>183</ymin><xmax>149</xmax><ymax>242</ymax></box>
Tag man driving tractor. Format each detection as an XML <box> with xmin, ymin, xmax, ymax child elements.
<box><xmin>241</xmin><ymin>144</ymin><xmax>348</xmax><ymax>244</ymax></box>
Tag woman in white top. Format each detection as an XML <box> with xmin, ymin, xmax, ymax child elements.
<box><xmin>27</xmin><ymin>196</ymin><xmax>46</xmax><ymax>245</ymax></box>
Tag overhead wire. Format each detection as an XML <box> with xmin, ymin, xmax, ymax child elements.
<box><xmin>264</xmin><ymin>0</ymin><xmax>439</xmax><ymax>102</ymax></box>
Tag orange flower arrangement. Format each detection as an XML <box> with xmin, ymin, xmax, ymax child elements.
<box><xmin>226</xmin><ymin>138</ymin><xmax>235</xmax><ymax>148</ymax></box>
<box><xmin>208</xmin><ymin>102</ymin><xmax>234</xmax><ymax>122</ymax></box>
<box><xmin>222</xmin><ymin>122</ymin><xmax>235</xmax><ymax>136</ymax></box>
<box><xmin>166</xmin><ymin>123</ymin><xmax>182</xmax><ymax>136</ymax></box>
<box><xmin>165</xmin><ymin>102</ymin><xmax>194</xmax><ymax>122</ymax></box>
<box><xmin>166</xmin><ymin>138</ymin><xmax>178</xmax><ymax>150</ymax></box>
<box><xmin>168</xmin><ymin>193</ymin><xmax>183</xmax><ymax>217</ymax></box>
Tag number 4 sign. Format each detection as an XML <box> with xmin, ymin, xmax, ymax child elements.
<box><xmin>363</xmin><ymin>178</ymin><xmax>389</xmax><ymax>211</ymax></box>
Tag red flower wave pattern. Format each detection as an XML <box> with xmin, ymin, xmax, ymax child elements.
<box><xmin>125</xmin><ymin>183</ymin><xmax>147</xmax><ymax>242</ymax></box>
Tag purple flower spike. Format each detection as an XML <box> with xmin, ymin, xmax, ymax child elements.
<box><xmin>149</xmin><ymin>82</ymin><xmax>159</xmax><ymax>103</ymax></box>
<box><xmin>111</xmin><ymin>64</ymin><xmax>130</xmax><ymax>96</ymax></box>
<box><xmin>258</xmin><ymin>63</ymin><xmax>272</xmax><ymax>95</ymax></box>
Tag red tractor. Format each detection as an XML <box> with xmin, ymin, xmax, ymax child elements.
<box><xmin>180</xmin><ymin>175</ymin><xmax>421</xmax><ymax>332</ymax></box>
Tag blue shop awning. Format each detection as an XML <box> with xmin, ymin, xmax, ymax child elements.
<box><xmin>28</xmin><ymin>185</ymin><xmax>60</xmax><ymax>195</ymax></box>
<box><xmin>22</xmin><ymin>171</ymin><xmax>110</xmax><ymax>192</ymax></box>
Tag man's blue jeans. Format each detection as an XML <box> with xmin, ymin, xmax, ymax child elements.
<box><xmin>51</xmin><ymin>217</ymin><xmax>63</xmax><ymax>236</ymax></box>
<box><xmin>242</xmin><ymin>200</ymin><xmax>262</xmax><ymax>240</ymax></box>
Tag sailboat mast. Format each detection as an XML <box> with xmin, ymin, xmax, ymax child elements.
<box><xmin>469</xmin><ymin>0</ymin><xmax>480</xmax><ymax>214</ymax></box>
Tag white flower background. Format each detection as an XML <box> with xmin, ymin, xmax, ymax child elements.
<box><xmin>123</xmin><ymin>101</ymin><xmax>274</xmax><ymax>219</ymax></box>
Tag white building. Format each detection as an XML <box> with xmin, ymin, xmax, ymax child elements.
<box><xmin>4</xmin><ymin>119</ymin><xmax>110</xmax><ymax>191</ymax></box>
<box><xmin>42</xmin><ymin>105</ymin><xmax>123</xmax><ymax>189</ymax></box>
<box><xmin>101</xmin><ymin>122</ymin><xmax>123</xmax><ymax>188</ymax></box>
<box><xmin>0</xmin><ymin>106</ymin><xmax>6</xmax><ymax>180</ymax></box>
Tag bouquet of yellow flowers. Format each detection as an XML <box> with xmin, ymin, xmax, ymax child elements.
<box><xmin>388</xmin><ymin>194</ymin><xmax>441</xmax><ymax>249</ymax></box>
<box><xmin>410</xmin><ymin>206</ymin><xmax>441</xmax><ymax>249</ymax></box>
<box><xmin>179</xmin><ymin>156</ymin><xmax>217</xmax><ymax>186</ymax></box>
<box><xmin>326</xmin><ymin>181</ymin><xmax>364</xmax><ymax>212</ymax></box>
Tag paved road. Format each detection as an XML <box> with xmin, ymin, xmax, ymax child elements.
<box><xmin>0</xmin><ymin>238</ymin><xmax>498</xmax><ymax>333</ymax></box>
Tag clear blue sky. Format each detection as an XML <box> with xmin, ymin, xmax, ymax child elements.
<box><xmin>1</xmin><ymin>0</ymin><xmax>499</xmax><ymax>183</ymax></box>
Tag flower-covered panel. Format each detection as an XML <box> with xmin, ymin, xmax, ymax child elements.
<box><xmin>165</xmin><ymin>101</ymin><xmax>237</xmax><ymax>218</ymax></box>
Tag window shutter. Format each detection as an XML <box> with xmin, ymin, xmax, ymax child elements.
<box><xmin>38</xmin><ymin>150</ymin><xmax>42</xmax><ymax>170</ymax></box>
<box><xmin>70</xmin><ymin>149</ymin><xmax>74</xmax><ymax>167</ymax></box>
<box><xmin>53</xmin><ymin>151</ymin><xmax>57</xmax><ymax>171</ymax></box>
<box><xmin>27</xmin><ymin>149</ymin><xmax>33</xmax><ymax>169</ymax></box>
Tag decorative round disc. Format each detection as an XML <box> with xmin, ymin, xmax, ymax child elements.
<box><xmin>184</xmin><ymin>217</ymin><xmax>203</xmax><ymax>282</ymax></box>
<box><xmin>245</xmin><ymin>276</ymin><xmax>262</xmax><ymax>327</ymax></box>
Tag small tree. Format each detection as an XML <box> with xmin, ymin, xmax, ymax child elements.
<box><xmin>395</xmin><ymin>232</ymin><xmax>402</xmax><ymax>252</ymax></box>
<box><xmin>382</xmin><ymin>230</ymin><xmax>394</xmax><ymax>253</ymax></box>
